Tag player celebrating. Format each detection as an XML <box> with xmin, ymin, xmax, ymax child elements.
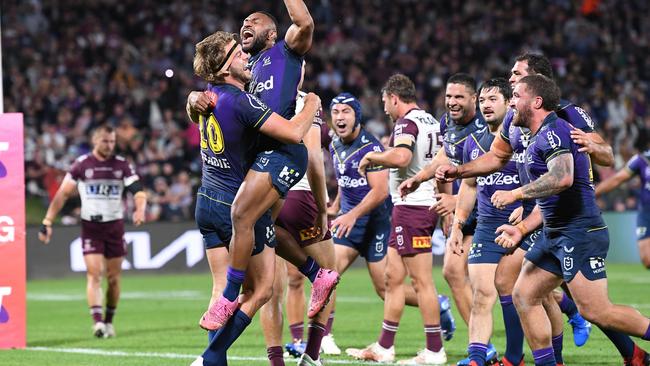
<box><xmin>348</xmin><ymin>74</ymin><xmax>447</xmax><ymax>365</ymax></box>
<box><xmin>595</xmin><ymin>148</ymin><xmax>650</xmax><ymax>269</ymax></box>
<box><xmin>38</xmin><ymin>124</ymin><xmax>147</xmax><ymax>338</ymax></box>
<box><xmin>187</xmin><ymin>31</ymin><xmax>321</xmax><ymax>366</ymax></box>
<box><xmin>398</xmin><ymin>73</ymin><xmax>496</xmax><ymax>364</ymax></box>
<box><xmin>261</xmin><ymin>88</ymin><xmax>336</xmax><ymax>366</ymax></box>
<box><xmin>491</xmin><ymin>75</ymin><xmax>650</xmax><ymax>366</ymax></box>
<box><xmin>190</xmin><ymin>1</ymin><xmax>339</xmax><ymax>334</ymax></box>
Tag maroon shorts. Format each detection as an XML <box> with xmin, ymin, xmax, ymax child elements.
<box><xmin>389</xmin><ymin>205</ymin><xmax>438</xmax><ymax>256</ymax></box>
<box><xmin>276</xmin><ymin>190</ymin><xmax>332</xmax><ymax>247</ymax></box>
<box><xmin>81</xmin><ymin>219</ymin><xmax>127</xmax><ymax>258</ymax></box>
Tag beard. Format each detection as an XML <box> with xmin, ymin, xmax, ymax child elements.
<box><xmin>513</xmin><ymin>106</ymin><xmax>532</xmax><ymax>128</ymax></box>
<box><xmin>230</xmin><ymin>65</ymin><xmax>251</xmax><ymax>84</ymax></box>
<box><xmin>244</xmin><ymin>30</ymin><xmax>271</xmax><ymax>56</ymax></box>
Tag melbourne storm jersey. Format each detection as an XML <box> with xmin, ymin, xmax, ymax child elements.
<box><xmin>330</xmin><ymin>129</ymin><xmax>388</xmax><ymax>217</ymax></box>
<box><xmin>464</xmin><ymin>127</ymin><xmax>521</xmax><ymax>223</ymax></box>
<box><xmin>502</xmin><ymin>101</ymin><xmax>595</xmax><ymax>216</ymax></box>
<box><xmin>524</xmin><ymin>113</ymin><xmax>601</xmax><ymax>230</ymax></box>
<box><xmin>68</xmin><ymin>153</ymin><xmax>139</xmax><ymax>222</ymax></box>
<box><xmin>625</xmin><ymin>150</ymin><xmax>650</xmax><ymax>211</ymax></box>
<box><xmin>439</xmin><ymin>111</ymin><xmax>485</xmax><ymax>193</ymax></box>
<box><xmin>200</xmin><ymin>83</ymin><xmax>272</xmax><ymax>197</ymax></box>
<box><xmin>390</xmin><ymin>109</ymin><xmax>441</xmax><ymax>206</ymax></box>
<box><xmin>248</xmin><ymin>40</ymin><xmax>303</xmax><ymax>153</ymax></box>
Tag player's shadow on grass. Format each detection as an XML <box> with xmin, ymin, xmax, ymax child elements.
<box><xmin>29</xmin><ymin>324</ymin><xmax>197</xmax><ymax>347</ymax></box>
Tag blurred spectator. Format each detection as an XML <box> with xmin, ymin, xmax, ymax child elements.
<box><xmin>3</xmin><ymin>0</ymin><xmax>649</xmax><ymax>220</ymax></box>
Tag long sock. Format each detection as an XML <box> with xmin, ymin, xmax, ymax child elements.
<box><xmin>532</xmin><ymin>347</ymin><xmax>556</xmax><ymax>366</ymax></box>
<box><xmin>552</xmin><ymin>333</ymin><xmax>564</xmax><ymax>364</ymax></box>
<box><xmin>468</xmin><ymin>342</ymin><xmax>487</xmax><ymax>364</ymax></box>
<box><xmin>424</xmin><ymin>324</ymin><xmax>443</xmax><ymax>352</ymax></box>
<box><xmin>223</xmin><ymin>267</ymin><xmax>245</xmax><ymax>301</ymax></box>
<box><xmin>600</xmin><ymin>325</ymin><xmax>635</xmax><ymax>359</ymax></box>
<box><xmin>207</xmin><ymin>330</ymin><xmax>217</xmax><ymax>344</ymax></box>
<box><xmin>325</xmin><ymin>311</ymin><xmax>335</xmax><ymax>335</ymax></box>
<box><xmin>104</xmin><ymin>306</ymin><xmax>116</xmax><ymax>324</ymax></box>
<box><xmin>90</xmin><ymin>306</ymin><xmax>103</xmax><ymax>323</ymax></box>
<box><xmin>305</xmin><ymin>322</ymin><xmax>326</xmax><ymax>360</ymax></box>
<box><xmin>202</xmin><ymin>309</ymin><xmax>252</xmax><ymax>366</ymax></box>
<box><xmin>289</xmin><ymin>322</ymin><xmax>304</xmax><ymax>341</ymax></box>
<box><xmin>500</xmin><ymin>295</ymin><xmax>524</xmax><ymax>363</ymax></box>
<box><xmin>643</xmin><ymin>324</ymin><xmax>650</xmax><ymax>341</ymax></box>
<box><xmin>298</xmin><ymin>257</ymin><xmax>321</xmax><ymax>283</ymax></box>
<box><xmin>267</xmin><ymin>346</ymin><xmax>285</xmax><ymax>366</ymax></box>
<box><xmin>559</xmin><ymin>293</ymin><xmax>578</xmax><ymax>318</ymax></box>
<box><xmin>378</xmin><ymin>320</ymin><xmax>399</xmax><ymax>349</ymax></box>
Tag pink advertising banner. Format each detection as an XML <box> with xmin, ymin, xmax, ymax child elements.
<box><xmin>0</xmin><ymin>113</ymin><xmax>26</xmax><ymax>349</ymax></box>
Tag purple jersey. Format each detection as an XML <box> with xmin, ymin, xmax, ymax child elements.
<box><xmin>439</xmin><ymin>111</ymin><xmax>485</xmax><ymax>193</ymax></box>
<box><xmin>625</xmin><ymin>151</ymin><xmax>650</xmax><ymax>211</ymax></box>
<box><xmin>199</xmin><ymin>84</ymin><xmax>272</xmax><ymax>197</ymax></box>
<box><xmin>330</xmin><ymin>129</ymin><xmax>389</xmax><ymax>217</ymax></box>
<box><xmin>524</xmin><ymin>113</ymin><xmax>601</xmax><ymax>230</ymax></box>
<box><xmin>248</xmin><ymin>40</ymin><xmax>303</xmax><ymax>154</ymax></box>
<box><xmin>502</xmin><ymin>100</ymin><xmax>596</xmax><ymax>216</ymax></box>
<box><xmin>464</xmin><ymin>128</ymin><xmax>521</xmax><ymax>223</ymax></box>
<box><xmin>68</xmin><ymin>153</ymin><xmax>139</xmax><ymax>222</ymax></box>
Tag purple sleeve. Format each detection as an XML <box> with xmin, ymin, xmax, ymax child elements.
<box><xmin>539</xmin><ymin>122</ymin><xmax>572</xmax><ymax>164</ymax></box>
<box><xmin>626</xmin><ymin>155</ymin><xmax>642</xmax><ymax>176</ymax></box>
<box><xmin>500</xmin><ymin>109</ymin><xmax>515</xmax><ymax>143</ymax></box>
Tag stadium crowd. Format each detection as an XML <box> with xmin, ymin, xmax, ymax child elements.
<box><xmin>3</xmin><ymin>0</ymin><xmax>650</xmax><ymax>222</ymax></box>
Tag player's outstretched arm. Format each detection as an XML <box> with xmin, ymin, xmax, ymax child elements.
<box><xmin>447</xmin><ymin>179</ymin><xmax>476</xmax><ymax>255</ymax></box>
<box><xmin>260</xmin><ymin>93</ymin><xmax>321</xmax><ymax>143</ymax></box>
<box><xmin>595</xmin><ymin>167</ymin><xmax>633</xmax><ymax>197</ymax></box>
<box><xmin>452</xmin><ymin>134</ymin><xmax>513</xmax><ymax>180</ymax></box>
<box><xmin>38</xmin><ymin>176</ymin><xmax>77</xmax><ymax>244</ymax></box>
<box><xmin>359</xmin><ymin>143</ymin><xmax>413</xmax><ymax>177</ymax></box>
<box><xmin>401</xmin><ymin>148</ymin><xmax>448</xmax><ymax>196</ymax></box>
<box><xmin>284</xmin><ymin>0</ymin><xmax>314</xmax><ymax>55</ymax></box>
<box><xmin>492</xmin><ymin>153</ymin><xmax>574</xmax><ymax>210</ymax></box>
<box><xmin>570</xmin><ymin>127</ymin><xmax>614</xmax><ymax>167</ymax></box>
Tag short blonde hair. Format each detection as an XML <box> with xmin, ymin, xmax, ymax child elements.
<box><xmin>193</xmin><ymin>31</ymin><xmax>237</xmax><ymax>84</ymax></box>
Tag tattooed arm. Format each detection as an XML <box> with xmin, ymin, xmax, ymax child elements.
<box><xmin>491</xmin><ymin>153</ymin><xmax>574</xmax><ymax>209</ymax></box>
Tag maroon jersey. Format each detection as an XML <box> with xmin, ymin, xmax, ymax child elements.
<box><xmin>67</xmin><ymin>153</ymin><xmax>139</xmax><ymax>222</ymax></box>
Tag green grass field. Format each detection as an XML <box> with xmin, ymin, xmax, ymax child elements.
<box><xmin>1</xmin><ymin>264</ymin><xmax>648</xmax><ymax>366</ymax></box>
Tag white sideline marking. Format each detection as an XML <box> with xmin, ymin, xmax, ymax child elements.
<box><xmin>28</xmin><ymin>291</ymin><xmax>204</xmax><ymax>301</ymax></box>
<box><xmin>28</xmin><ymin>346</ymin><xmax>399</xmax><ymax>365</ymax></box>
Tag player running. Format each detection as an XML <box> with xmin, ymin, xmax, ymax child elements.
<box><xmin>348</xmin><ymin>74</ymin><xmax>447</xmax><ymax>365</ymax></box>
<box><xmin>186</xmin><ymin>31</ymin><xmax>320</xmax><ymax>366</ymax></box>
<box><xmin>489</xmin><ymin>74</ymin><xmax>650</xmax><ymax>366</ymax></box>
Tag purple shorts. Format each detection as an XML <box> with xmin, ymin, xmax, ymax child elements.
<box><xmin>80</xmin><ymin>219</ymin><xmax>127</xmax><ymax>258</ymax></box>
<box><xmin>389</xmin><ymin>205</ymin><xmax>438</xmax><ymax>256</ymax></box>
<box><xmin>276</xmin><ymin>190</ymin><xmax>332</xmax><ymax>247</ymax></box>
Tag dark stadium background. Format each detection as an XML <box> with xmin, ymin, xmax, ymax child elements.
<box><xmin>3</xmin><ymin>0</ymin><xmax>649</xmax><ymax>224</ymax></box>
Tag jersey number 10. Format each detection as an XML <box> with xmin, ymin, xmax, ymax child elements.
<box><xmin>199</xmin><ymin>114</ymin><xmax>225</xmax><ymax>155</ymax></box>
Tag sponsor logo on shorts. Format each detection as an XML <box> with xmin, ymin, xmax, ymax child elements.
<box><xmin>468</xmin><ymin>242</ymin><xmax>482</xmax><ymax>259</ymax></box>
<box><xmin>278</xmin><ymin>166</ymin><xmax>301</xmax><ymax>187</ymax></box>
<box><xmin>299</xmin><ymin>226</ymin><xmax>320</xmax><ymax>242</ymax></box>
<box><xmin>395</xmin><ymin>226</ymin><xmax>403</xmax><ymax>233</ymax></box>
<box><xmin>637</xmin><ymin>226</ymin><xmax>647</xmax><ymax>239</ymax></box>
<box><xmin>265</xmin><ymin>225</ymin><xmax>276</xmax><ymax>243</ymax></box>
<box><xmin>396</xmin><ymin>234</ymin><xmax>404</xmax><ymax>247</ymax></box>
<box><xmin>83</xmin><ymin>239</ymin><xmax>95</xmax><ymax>253</ymax></box>
<box><xmin>412</xmin><ymin>236</ymin><xmax>431</xmax><ymax>249</ymax></box>
<box><xmin>375</xmin><ymin>233</ymin><xmax>384</xmax><ymax>253</ymax></box>
<box><xmin>589</xmin><ymin>256</ymin><xmax>606</xmax><ymax>274</ymax></box>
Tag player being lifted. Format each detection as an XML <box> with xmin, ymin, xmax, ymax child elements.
<box><xmin>38</xmin><ymin>124</ymin><xmax>147</xmax><ymax>339</ymax></box>
<box><xmin>188</xmin><ymin>0</ymin><xmax>339</xmax><ymax>336</ymax></box>
<box><xmin>187</xmin><ymin>31</ymin><xmax>320</xmax><ymax>366</ymax></box>
<box><xmin>348</xmin><ymin>74</ymin><xmax>447</xmax><ymax>365</ymax></box>
<box><xmin>596</xmin><ymin>148</ymin><xmax>650</xmax><ymax>269</ymax></box>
